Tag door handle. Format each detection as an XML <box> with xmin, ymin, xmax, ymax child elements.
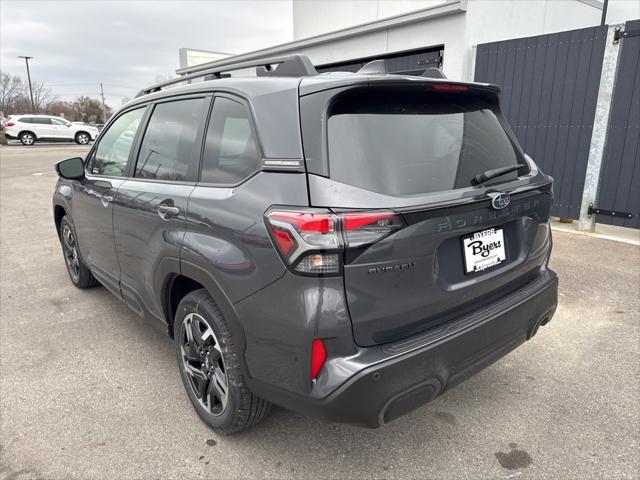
<box><xmin>157</xmin><ymin>204</ymin><xmax>180</xmax><ymax>219</ymax></box>
<box><xmin>101</xmin><ymin>194</ymin><xmax>114</xmax><ymax>207</ymax></box>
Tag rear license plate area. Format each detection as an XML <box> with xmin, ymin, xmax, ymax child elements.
<box><xmin>462</xmin><ymin>227</ymin><xmax>506</xmax><ymax>274</ymax></box>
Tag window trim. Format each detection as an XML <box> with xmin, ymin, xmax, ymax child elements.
<box><xmin>85</xmin><ymin>105</ymin><xmax>151</xmax><ymax>179</ymax></box>
<box><xmin>195</xmin><ymin>92</ymin><xmax>264</xmax><ymax>188</ymax></box>
<box><xmin>128</xmin><ymin>94</ymin><xmax>212</xmax><ymax>185</ymax></box>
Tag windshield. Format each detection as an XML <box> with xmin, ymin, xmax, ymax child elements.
<box><xmin>327</xmin><ymin>88</ymin><xmax>527</xmax><ymax>197</ymax></box>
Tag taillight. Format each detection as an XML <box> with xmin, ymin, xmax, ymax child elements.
<box><xmin>266</xmin><ymin>210</ymin><xmax>341</xmax><ymax>275</ymax></box>
<box><xmin>310</xmin><ymin>339</ymin><xmax>327</xmax><ymax>380</ymax></box>
<box><xmin>341</xmin><ymin>211</ymin><xmax>404</xmax><ymax>248</ymax></box>
<box><xmin>265</xmin><ymin>208</ymin><xmax>404</xmax><ymax>276</ymax></box>
<box><xmin>6</xmin><ymin>122</ymin><xmax>14</xmax><ymax>127</ymax></box>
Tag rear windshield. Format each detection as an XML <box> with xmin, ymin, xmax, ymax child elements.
<box><xmin>327</xmin><ymin>88</ymin><xmax>526</xmax><ymax>196</ymax></box>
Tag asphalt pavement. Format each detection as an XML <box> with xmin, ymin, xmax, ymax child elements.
<box><xmin>1</xmin><ymin>145</ymin><xmax>638</xmax><ymax>479</ymax></box>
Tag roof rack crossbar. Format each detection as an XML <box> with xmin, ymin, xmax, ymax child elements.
<box><xmin>136</xmin><ymin>54</ymin><xmax>317</xmax><ymax>97</ymax></box>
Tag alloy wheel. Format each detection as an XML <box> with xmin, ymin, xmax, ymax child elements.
<box><xmin>180</xmin><ymin>312</ymin><xmax>228</xmax><ymax>416</ymax></box>
<box><xmin>77</xmin><ymin>133</ymin><xmax>89</xmax><ymax>145</ymax></box>
<box><xmin>61</xmin><ymin>223</ymin><xmax>80</xmax><ymax>282</ymax></box>
<box><xmin>21</xmin><ymin>134</ymin><xmax>34</xmax><ymax>145</ymax></box>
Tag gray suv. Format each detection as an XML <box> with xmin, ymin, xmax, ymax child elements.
<box><xmin>52</xmin><ymin>55</ymin><xmax>558</xmax><ymax>434</ymax></box>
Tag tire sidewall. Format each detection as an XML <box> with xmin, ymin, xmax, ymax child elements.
<box><xmin>20</xmin><ymin>132</ymin><xmax>35</xmax><ymax>145</ymax></box>
<box><xmin>59</xmin><ymin>216</ymin><xmax>80</xmax><ymax>285</ymax></box>
<box><xmin>173</xmin><ymin>293</ymin><xmax>240</xmax><ymax>430</ymax></box>
<box><xmin>75</xmin><ymin>132</ymin><xmax>90</xmax><ymax>145</ymax></box>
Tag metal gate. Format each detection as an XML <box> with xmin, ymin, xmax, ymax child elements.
<box><xmin>474</xmin><ymin>25</ymin><xmax>608</xmax><ymax>220</ymax></box>
<box><xmin>595</xmin><ymin>20</ymin><xmax>640</xmax><ymax>229</ymax></box>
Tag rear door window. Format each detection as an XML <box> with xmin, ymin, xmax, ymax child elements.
<box><xmin>327</xmin><ymin>88</ymin><xmax>527</xmax><ymax>196</ymax></box>
<box><xmin>200</xmin><ymin>97</ymin><xmax>260</xmax><ymax>185</ymax></box>
<box><xmin>135</xmin><ymin>98</ymin><xmax>207</xmax><ymax>182</ymax></box>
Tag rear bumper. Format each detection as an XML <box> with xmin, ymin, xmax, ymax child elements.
<box><xmin>251</xmin><ymin>269</ymin><xmax>558</xmax><ymax>427</ymax></box>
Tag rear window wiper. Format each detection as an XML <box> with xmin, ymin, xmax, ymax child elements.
<box><xmin>471</xmin><ymin>163</ymin><xmax>526</xmax><ymax>186</ymax></box>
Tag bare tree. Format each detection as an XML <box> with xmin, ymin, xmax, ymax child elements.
<box><xmin>0</xmin><ymin>72</ymin><xmax>25</xmax><ymax>115</ymax></box>
<box><xmin>46</xmin><ymin>100</ymin><xmax>77</xmax><ymax>121</ymax></box>
<box><xmin>73</xmin><ymin>96</ymin><xmax>113</xmax><ymax>123</ymax></box>
<box><xmin>30</xmin><ymin>81</ymin><xmax>55</xmax><ymax>113</ymax></box>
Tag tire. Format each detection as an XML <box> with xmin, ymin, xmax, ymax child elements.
<box><xmin>75</xmin><ymin>132</ymin><xmax>90</xmax><ymax>145</ymax></box>
<box><xmin>174</xmin><ymin>289</ymin><xmax>271</xmax><ymax>434</ymax></box>
<box><xmin>58</xmin><ymin>216</ymin><xmax>99</xmax><ymax>288</ymax></box>
<box><xmin>19</xmin><ymin>131</ymin><xmax>35</xmax><ymax>146</ymax></box>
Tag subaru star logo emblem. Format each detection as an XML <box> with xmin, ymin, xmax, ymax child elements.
<box><xmin>491</xmin><ymin>192</ymin><xmax>511</xmax><ymax>210</ymax></box>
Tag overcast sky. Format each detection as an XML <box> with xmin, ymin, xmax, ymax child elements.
<box><xmin>1</xmin><ymin>0</ymin><xmax>293</xmax><ymax>109</ymax></box>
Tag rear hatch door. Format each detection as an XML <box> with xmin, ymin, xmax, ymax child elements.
<box><xmin>300</xmin><ymin>81</ymin><xmax>554</xmax><ymax>347</ymax></box>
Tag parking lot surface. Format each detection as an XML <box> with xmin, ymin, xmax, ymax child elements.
<box><xmin>1</xmin><ymin>145</ymin><xmax>639</xmax><ymax>479</ymax></box>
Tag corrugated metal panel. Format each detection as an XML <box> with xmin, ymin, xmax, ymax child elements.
<box><xmin>596</xmin><ymin>20</ymin><xmax>640</xmax><ymax>229</ymax></box>
<box><xmin>316</xmin><ymin>47</ymin><xmax>442</xmax><ymax>74</ymax></box>
<box><xmin>475</xmin><ymin>26</ymin><xmax>608</xmax><ymax>219</ymax></box>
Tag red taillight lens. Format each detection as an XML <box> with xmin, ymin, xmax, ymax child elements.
<box><xmin>6</xmin><ymin>122</ymin><xmax>15</xmax><ymax>127</ymax></box>
<box><xmin>270</xmin><ymin>226</ymin><xmax>296</xmax><ymax>257</ymax></box>
<box><xmin>269</xmin><ymin>211</ymin><xmax>335</xmax><ymax>234</ymax></box>
<box><xmin>310</xmin><ymin>339</ymin><xmax>327</xmax><ymax>380</ymax></box>
<box><xmin>431</xmin><ymin>83</ymin><xmax>469</xmax><ymax>92</ymax></box>
<box><xmin>341</xmin><ymin>211</ymin><xmax>404</xmax><ymax>248</ymax></box>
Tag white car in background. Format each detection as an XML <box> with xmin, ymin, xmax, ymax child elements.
<box><xmin>4</xmin><ymin>114</ymin><xmax>99</xmax><ymax>146</ymax></box>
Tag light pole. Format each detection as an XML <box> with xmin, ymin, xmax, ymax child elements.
<box><xmin>17</xmin><ymin>56</ymin><xmax>35</xmax><ymax>112</ymax></box>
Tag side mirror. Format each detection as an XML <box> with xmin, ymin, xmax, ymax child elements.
<box><xmin>56</xmin><ymin>157</ymin><xmax>85</xmax><ymax>180</ymax></box>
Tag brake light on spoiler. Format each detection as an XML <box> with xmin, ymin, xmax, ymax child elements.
<box><xmin>266</xmin><ymin>209</ymin><xmax>404</xmax><ymax>276</ymax></box>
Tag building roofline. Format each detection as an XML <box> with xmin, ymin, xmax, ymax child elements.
<box><xmin>176</xmin><ymin>0</ymin><xmax>467</xmax><ymax>75</ymax></box>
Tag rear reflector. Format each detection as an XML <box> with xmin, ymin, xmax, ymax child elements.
<box><xmin>310</xmin><ymin>339</ymin><xmax>327</xmax><ymax>380</ymax></box>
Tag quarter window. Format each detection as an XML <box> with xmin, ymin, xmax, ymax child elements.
<box><xmin>51</xmin><ymin>117</ymin><xmax>70</xmax><ymax>126</ymax></box>
<box><xmin>92</xmin><ymin>108</ymin><xmax>145</xmax><ymax>177</ymax></box>
<box><xmin>201</xmin><ymin>97</ymin><xmax>259</xmax><ymax>185</ymax></box>
<box><xmin>135</xmin><ymin>98</ymin><xmax>206</xmax><ymax>182</ymax></box>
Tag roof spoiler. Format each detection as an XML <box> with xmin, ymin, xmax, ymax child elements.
<box><xmin>421</xmin><ymin>67</ymin><xmax>447</xmax><ymax>79</ymax></box>
<box><xmin>136</xmin><ymin>54</ymin><xmax>317</xmax><ymax>98</ymax></box>
<box><xmin>357</xmin><ymin>60</ymin><xmax>388</xmax><ymax>75</ymax></box>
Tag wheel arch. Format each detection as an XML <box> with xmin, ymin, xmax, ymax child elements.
<box><xmin>53</xmin><ymin>204</ymin><xmax>67</xmax><ymax>235</ymax></box>
<box><xmin>161</xmin><ymin>260</ymin><xmax>247</xmax><ymax>356</ymax></box>
<box><xmin>18</xmin><ymin>130</ymin><xmax>37</xmax><ymax>139</ymax></box>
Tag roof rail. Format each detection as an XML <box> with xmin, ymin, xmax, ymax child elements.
<box><xmin>136</xmin><ymin>54</ymin><xmax>317</xmax><ymax>97</ymax></box>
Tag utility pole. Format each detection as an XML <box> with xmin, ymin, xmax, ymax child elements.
<box><xmin>99</xmin><ymin>83</ymin><xmax>107</xmax><ymax>123</ymax></box>
<box><xmin>18</xmin><ymin>56</ymin><xmax>35</xmax><ymax>112</ymax></box>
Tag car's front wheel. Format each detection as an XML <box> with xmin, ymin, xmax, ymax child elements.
<box><xmin>19</xmin><ymin>132</ymin><xmax>35</xmax><ymax>145</ymax></box>
<box><xmin>59</xmin><ymin>216</ymin><xmax>99</xmax><ymax>288</ymax></box>
<box><xmin>75</xmin><ymin>132</ymin><xmax>90</xmax><ymax>145</ymax></box>
<box><xmin>174</xmin><ymin>289</ymin><xmax>271</xmax><ymax>434</ymax></box>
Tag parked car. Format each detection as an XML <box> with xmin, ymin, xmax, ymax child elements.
<box><xmin>4</xmin><ymin>114</ymin><xmax>99</xmax><ymax>145</ymax></box>
<box><xmin>52</xmin><ymin>55</ymin><xmax>558</xmax><ymax>434</ymax></box>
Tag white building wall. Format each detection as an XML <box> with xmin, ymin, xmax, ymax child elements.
<box><xmin>180</xmin><ymin>0</ymin><xmax>621</xmax><ymax>83</ymax></box>
<box><xmin>292</xmin><ymin>0</ymin><xmax>447</xmax><ymax>39</ymax></box>
<box><xmin>605</xmin><ymin>0</ymin><xmax>640</xmax><ymax>24</ymax></box>
<box><xmin>289</xmin><ymin>0</ymin><xmax>602</xmax><ymax>81</ymax></box>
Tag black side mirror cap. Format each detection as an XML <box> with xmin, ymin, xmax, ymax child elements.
<box><xmin>56</xmin><ymin>157</ymin><xmax>85</xmax><ymax>180</ymax></box>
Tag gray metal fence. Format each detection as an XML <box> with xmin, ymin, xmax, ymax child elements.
<box><xmin>475</xmin><ymin>25</ymin><xmax>608</xmax><ymax>221</ymax></box>
<box><xmin>596</xmin><ymin>19</ymin><xmax>640</xmax><ymax>229</ymax></box>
